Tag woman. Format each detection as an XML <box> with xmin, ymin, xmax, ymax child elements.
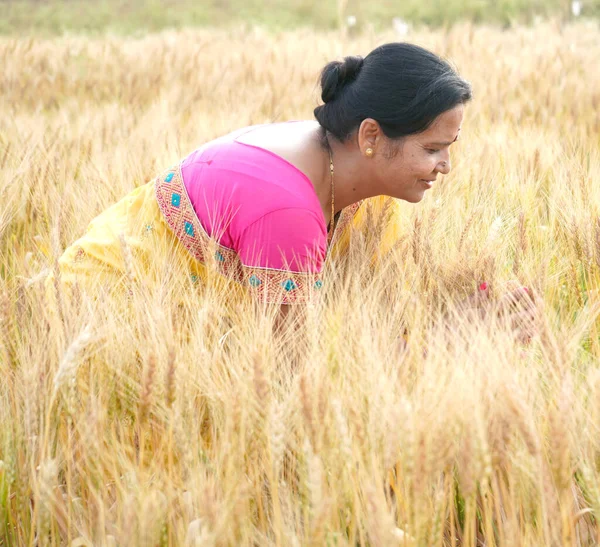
<box><xmin>52</xmin><ymin>42</ymin><xmax>475</xmax><ymax>316</ymax></box>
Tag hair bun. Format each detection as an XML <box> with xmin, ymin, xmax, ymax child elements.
<box><xmin>340</xmin><ymin>55</ymin><xmax>364</xmax><ymax>81</ymax></box>
<box><xmin>315</xmin><ymin>42</ymin><xmax>472</xmax><ymax>144</ymax></box>
<box><xmin>319</xmin><ymin>55</ymin><xmax>364</xmax><ymax>103</ymax></box>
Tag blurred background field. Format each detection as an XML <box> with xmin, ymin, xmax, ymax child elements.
<box><xmin>2</xmin><ymin>1</ymin><xmax>600</xmax><ymax>546</ymax></box>
<box><xmin>1</xmin><ymin>0</ymin><xmax>600</xmax><ymax>36</ymax></box>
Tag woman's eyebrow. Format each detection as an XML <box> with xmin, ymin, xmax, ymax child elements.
<box><xmin>425</xmin><ymin>141</ymin><xmax>454</xmax><ymax>146</ymax></box>
<box><xmin>426</xmin><ymin>134</ymin><xmax>461</xmax><ymax>147</ymax></box>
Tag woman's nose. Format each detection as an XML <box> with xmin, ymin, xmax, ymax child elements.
<box><xmin>437</xmin><ymin>154</ymin><xmax>451</xmax><ymax>174</ymax></box>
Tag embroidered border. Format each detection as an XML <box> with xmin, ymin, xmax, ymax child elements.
<box><xmin>154</xmin><ymin>163</ymin><xmax>326</xmax><ymax>303</ymax></box>
<box><xmin>155</xmin><ymin>164</ymin><xmax>243</xmax><ymax>281</ymax></box>
<box><xmin>242</xmin><ymin>265</ymin><xmax>323</xmax><ymax>304</ymax></box>
<box><xmin>326</xmin><ymin>200</ymin><xmax>363</xmax><ymax>260</ymax></box>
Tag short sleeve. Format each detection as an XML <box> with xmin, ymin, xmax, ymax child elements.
<box><xmin>236</xmin><ymin>207</ymin><xmax>327</xmax><ymax>304</ymax></box>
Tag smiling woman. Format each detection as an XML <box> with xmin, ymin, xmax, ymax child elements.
<box><xmin>47</xmin><ymin>42</ymin><xmax>472</xmax><ymax>310</ymax></box>
<box><xmin>313</xmin><ymin>43</ymin><xmax>470</xmax><ymax>205</ymax></box>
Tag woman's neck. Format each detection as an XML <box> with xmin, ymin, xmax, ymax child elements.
<box><xmin>318</xmin><ymin>130</ymin><xmax>377</xmax><ymax>216</ymax></box>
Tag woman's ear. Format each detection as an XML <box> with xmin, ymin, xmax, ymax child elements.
<box><xmin>357</xmin><ymin>118</ymin><xmax>381</xmax><ymax>154</ymax></box>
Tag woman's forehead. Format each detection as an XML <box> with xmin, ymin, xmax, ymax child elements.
<box><xmin>421</xmin><ymin>106</ymin><xmax>464</xmax><ymax>142</ymax></box>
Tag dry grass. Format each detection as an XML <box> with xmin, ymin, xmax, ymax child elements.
<box><xmin>1</xmin><ymin>20</ymin><xmax>600</xmax><ymax>545</ymax></box>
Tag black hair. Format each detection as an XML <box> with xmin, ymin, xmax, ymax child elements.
<box><xmin>313</xmin><ymin>43</ymin><xmax>472</xmax><ymax>144</ymax></box>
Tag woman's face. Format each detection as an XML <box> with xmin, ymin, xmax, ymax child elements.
<box><xmin>370</xmin><ymin>105</ymin><xmax>465</xmax><ymax>203</ymax></box>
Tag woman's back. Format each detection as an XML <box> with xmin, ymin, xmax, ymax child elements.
<box><xmin>177</xmin><ymin>122</ymin><xmax>328</xmax><ymax>272</ymax></box>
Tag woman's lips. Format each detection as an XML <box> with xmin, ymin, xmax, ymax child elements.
<box><xmin>420</xmin><ymin>179</ymin><xmax>434</xmax><ymax>189</ymax></box>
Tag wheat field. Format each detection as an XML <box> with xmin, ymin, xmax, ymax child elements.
<box><xmin>1</xmin><ymin>19</ymin><xmax>600</xmax><ymax>546</ymax></box>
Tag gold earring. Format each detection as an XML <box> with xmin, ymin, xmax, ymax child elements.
<box><xmin>365</xmin><ymin>148</ymin><xmax>374</xmax><ymax>157</ymax></box>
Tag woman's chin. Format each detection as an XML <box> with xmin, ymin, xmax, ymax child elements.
<box><xmin>387</xmin><ymin>184</ymin><xmax>427</xmax><ymax>203</ymax></box>
<box><xmin>399</xmin><ymin>191</ymin><xmax>426</xmax><ymax>204</ymax></box>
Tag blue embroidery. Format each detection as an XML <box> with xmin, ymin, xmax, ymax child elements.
<box><xmin>249</xmin><ymin>275</ymin><xmax>262</xmax><ymax>287</ymax></box>
<box><xmin>314</xmin><ymin>280</ymin><xmax>323</xmax><ymax>289</ymax></box>
<box><xmin>190</xmin><ymin>274</ymin><xmax>198</xmax><ymax>283</ymax></box>
<box><xmin>171</xmin><ymin>193</ymin><xmax>181</xmax><ymax>207</ymax></box>
<box><xmin>282</xmin><ymin>279</ymin><xmax>297</xmax><ymax>292</ymax></box>
<box><xmin>165</xmin><ymin>172</ymin><xmax>174</xmax><ymax>182</ymax></box>
<box><xmin>215</xmin><ymin>251</ymin><xmax>225</xmax><ymax>262</ymax></box>
<box><xmin>184</xmin><ymin>221</ymin><xmax>194</xmax><ymax>236</ymax></box>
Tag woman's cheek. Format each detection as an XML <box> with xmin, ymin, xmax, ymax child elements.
<box><xmin>426</xmin><ymin>157</ymin><xmax>439</xmax><ymax>173</ymax></box>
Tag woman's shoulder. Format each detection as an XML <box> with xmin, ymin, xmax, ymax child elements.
<box><xmin>232</xmin><ymin>120</ymin><xmax>320</xmax><ymax>176</ymax></box>
<box><xmin>181</xmin><ymin>123</ymin><xmax>268</xmax><ymax>164</ymax></box>
<box><xmin>183</xmin><ymin>121</ymin><xmax>321</xmax><ymax>179</ymax></box>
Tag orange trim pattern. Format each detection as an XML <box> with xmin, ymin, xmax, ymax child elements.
<box><xmin>242</xmin><ymin>265</ymin><xmax>324</xmax><ymax>304</ymax></box>
<box><xmin>155</xmin><ymin>164</ymin><xmax>242</xmax><ymax>280</ymax></box>
<box><xmin>154</xmin><ymin>164</ymin><xmax>330</xmax><ymax>304</ymax></box>
<box><xmin>327</xmin><ymin>201</ymin><xmax>362</xmax><ymax>255</ymax></box>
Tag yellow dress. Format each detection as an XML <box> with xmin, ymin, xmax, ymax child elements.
<box><xmin>48</xmin><ymin>163</ymin><xmax>403</xmax><ymax>306</ymax></box>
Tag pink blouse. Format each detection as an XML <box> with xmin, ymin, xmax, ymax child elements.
<box><xmin>154</xmin><ymin>125</ymin><xmax>334</xmax><ymax>304</ymax></box>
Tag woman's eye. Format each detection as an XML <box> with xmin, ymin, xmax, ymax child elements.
<box><xmin>426</xmin><ymin>149</ymin><xmax>440</xmax><ymax>154</ymax></box>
